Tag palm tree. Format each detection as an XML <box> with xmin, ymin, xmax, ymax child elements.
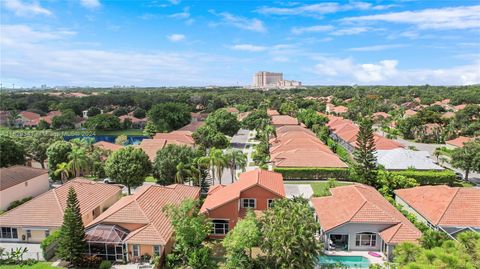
<box><xmin>198</xmin><ymin>147</ymin><xmax>227</xmax><ymax>185</ymax></box>
<box><xmin>263</xmin><ymin>125</ymin><xmax>276</xmax><ymax>143</ymax></box>
<box><xmin>225</xmin><ymin>149</ymin><xmax>247</xmax><ymax>182</ymax></box>
<box><xmin>175</xmin><ymin>162</ymin><xmax>192</xmax><ymax>184</ymax></box>
<box><xmin>54</xmin><ymin>162</ymin><xmax>70</xmax><ymax>183</ymax></box>
<box><xmin>67</xmin><ymin>146</ymin><xmax>89</xmax><ymax>177</ymax></box>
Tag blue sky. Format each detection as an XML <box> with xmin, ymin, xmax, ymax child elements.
<box><xmin>1</xmin><ymin>0</ymin><xmax>479</xmax><ymax>87</ymax></box>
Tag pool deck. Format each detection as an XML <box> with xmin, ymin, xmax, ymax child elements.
<box><xmin>323</xmin><ymin>250</ymin><xmax>386</xmax><ymax>266</ymax></box>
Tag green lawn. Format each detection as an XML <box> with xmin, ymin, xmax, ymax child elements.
<box><xmin>0</xmin><ymin>262</ymin><xmax>58</xmax><ymax>269</ymax></box>
<box><xmin>0</xmin><ymin>127</ymin><xmax>144</xmax><ymax>137</ymax></box>
<box><xmin>451</xmin><ymin>179</ymin><xmax>475</xmax><ymax>187</ymax></box>
<box><xmin>285</xmin><ymin>181</ymin><xmax>351</xmax><ymax>197</ymax></box>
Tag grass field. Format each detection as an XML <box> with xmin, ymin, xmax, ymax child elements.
<box><xmin>0</xmin><ymin>127</ymin><xmax>144</xmax><ymax>137</ymax></box>
<box><xmin>285</xmin><ymin>181</ymin><xmax>351</xmax><ymax>197</ymax></box>
<box><xmin>0</xmin><ymin>262</ymin><xmax>58</xmax><ymax>269</ymax></box>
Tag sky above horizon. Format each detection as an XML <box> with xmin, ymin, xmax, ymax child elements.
<box><xmin>1</xmin><ymin>0</ymin><xmax>480</xmax><ymax>87</ymax></box>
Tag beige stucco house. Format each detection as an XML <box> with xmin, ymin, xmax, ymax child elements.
<box><xmin>0</xmin><ymin>166</ymin><xmax>50</xmax><ymax>211</ymax></box>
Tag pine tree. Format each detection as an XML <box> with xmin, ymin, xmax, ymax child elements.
<box><xmin>56</xmin><ymin>187</ymin><xmax>87</xmax><ymax>266</ymax></box>
<box><xmin>353</xmin><ymin>118</ymin><xmax>378</xmax><ymax>187</ymax></box>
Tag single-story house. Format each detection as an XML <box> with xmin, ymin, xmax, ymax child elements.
<box><xmin>0</xmin><ymin>166</ymin><xmax>49</xmax><ymax>211</ymax></box>
<box><xmin>445</xmin><ymin>136</ymin><xmax>474</xmax><ymax>149</ymax></box>
<box><xmin>312</xmin><ymin>184</ymin><xmax>421</xmax><ymax>259</ymax></box>
<box><xmin>270</xmin><ymin>115</ymin><xmax>299</xmax><ymax>128</ymax></box>
<box><xmin>200</xmin><ymin>170</ymin><xmax>285</xmax><ymax>238</ymax></box>
<box><xmin>85</xmin><ymin>184</ymin><xmax>200</xmax><ymax>262</ymax></box>
<box><xmin>376</xmin><ymin>149</ymin><xmax>444</xmax><ymax>171</ymax></box>
<box><xmin>0</xmin><ymin>179</ymin><xmax>121</xmax><ymax>243</ymax></box>
<box><xmin>395</xmin><ymin>185</ymin><xmax>480</xmax><ymax>237</ymax></box>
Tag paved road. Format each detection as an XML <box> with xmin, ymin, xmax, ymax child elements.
<box><xmin>217</xmin><ymin>129</ymin><xmax>254</xmax><ymax>185</ymax></box>
<box><xmin>395</xmin><ymin>138</ymin><xmax>480</xmax><ymax>185</ymax></box>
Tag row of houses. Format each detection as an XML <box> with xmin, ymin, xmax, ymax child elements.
<box><xmin>1</xmin><ymin>166</ymin><xmax>479</xmax><ymax>263</ymax></box>
<box><xmin>0</xmin><ymin>111</ymin><xmax>64</xmax><ymax>128</ymax></box>
<box><xmin>326</xmin><ymin>115</ymin><xmax>443</xmax><ymax>171</ymax></box>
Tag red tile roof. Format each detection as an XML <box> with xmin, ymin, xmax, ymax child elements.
<box><xmin>312</xmin><ymin>184</ymin><xmax>421</xmax><ymax>244</ymax></box>
<box><xmin>373</xmin><ymin>112</ymin><xmax>390</xmax><ymax>119</ymax></box>
<box><xmin>267</xmin><ymin>109</ymin><xmax>280</xmax><ymax>116</ymax></box>
<box><xmin>178</xmin><ymin>121</ymin><xmax>205</xmax><ymax>132</ymax></box>
<box><xmin>395</xmin><ymin>185</ymin><xmax>480</xmax><ymax>228</ymax></box>
<box><xmin>19</xmin><ymin>111</ymin><xmax>41</xmax><ymax>120</ymax></box>
<box><xmin>0</xmin><ymin>166</ymin><xmax>48</xmax><ymax>191</ymax></box>
<box><xmin>404</xmin><ymin>109</ymin><xmax>417</xmax><ymax>117</ymax></box>
<box><xmin>0</xmin><ymin>179</ymin><xmax>121</xmax><ymax>227</ymax></box>
<box><xmin>93</xmin><ymin>141</ymin><xmax>123</xmax><ymax>152</ymax></box>
<box><xmin>271</xmin><ymin>149</ymin><xmax>347</xmax><ymax>168</ymax></box>
<box><xmin>200</xmin><ymin>170</ymin><xmax>285</xmax><ymax>213</ymax></box>
<box><xmin>139</xmin><ymin>139</ymin><xmax>192</xmax><ymax>161</ymax></box>
<box><xmin>153</xmin><ymin>131</ymin><xmax>195</xmax><ymax>145</ymax></box>
<box><xmin>271</xmin><ymin>115</ymin><xmax>299</xmax><ymax>126</ymax></box>
<box><xmin>88</xmin><ymin>184</ymin><xmax>200</xmax><ymax>245</ymax></box>
<box><xmin>445</xmin><ymin>136</ymin><xmax>473</xmax><ymax>148</ymax></box>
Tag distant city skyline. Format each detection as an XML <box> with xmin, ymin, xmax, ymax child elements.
<box><xmin>1</xmin><ymin>0</ymin><xmax>479</xmax><ymax>87</ymax></box>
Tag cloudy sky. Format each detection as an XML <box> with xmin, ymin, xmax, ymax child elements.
<box><xmin>1</xmin><ymin>0</ymin><xmax>479</xmax><ymax>87</ymax></box>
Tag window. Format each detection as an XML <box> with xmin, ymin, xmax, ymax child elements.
<box><xmin>25</xmin><ymin>181</ymin><xmax>28</xmax><ymax>187</ymax></box>
<box><xmin>153</xmin><ymin>245</ymin><xmax>161</xmax><ymax>257</ymax></box>
<box><xmin>267</xmin><ymin>199</ymin><xmax>275</xmax><ymax>208</ymax></box>
<box><xmin>212</xmin><ymin>220</ymin><xmax>229</xmax><ymax>235</ymax></box>
<box><xmin>241</xmin><ymin>198</ymin><xmax>256</xmax><ymax>209</ymax></box>
<box><xmin>26</xmin><ymin>230</ymin><xmax>31</xmax><ymax>239</ymax></box>
<box><xmin>355</xmin><ymin>233</ymin><xmax>377</xmax><ymax>247</ymax></box>
<box><xmin>1</xmin><ymin>227</ymin><xmax>18</xmax><ymax>239</ymax></box>
<box><xmin>45</xmin><ymin>230</ymin><xmax>50</xmax><ymax>237</ymax></box>
<box><xmin>132</xmin><ymin>244</ymin><xmax>140</xmax><ymax>257</ymax></box>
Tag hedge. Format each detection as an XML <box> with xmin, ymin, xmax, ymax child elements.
<box><xmin>273</xmin><ymin>167</ymin><xmax>350</xmax><ymax>180</ymax></box>
<box><xmin>40</xmin><ymin>230</ymin><xmax>60</xmax><ymax>260</ymax></box>
<box><xmin>391</xmin><ymin>170</ymin><xmax>456</xmax><ymax>185</ymax></box>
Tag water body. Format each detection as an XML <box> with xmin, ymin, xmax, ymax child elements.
<box><xmin>64</xmin><ymin>135</ymin><xmax>147</xmax><ymax>145</ymax></box>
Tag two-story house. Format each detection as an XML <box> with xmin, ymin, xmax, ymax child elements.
<box><xmin>200</xmin><ymin>169</ymin><xmax>285</xmax><ymax>237</ymax></box>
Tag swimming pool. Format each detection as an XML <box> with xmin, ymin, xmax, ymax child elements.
<box><xmin>318</xmin><ymin>255</ymin><xmax>370</xmax><ymax>268</ymax></box>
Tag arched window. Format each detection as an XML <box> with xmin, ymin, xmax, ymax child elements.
<box><xmin>355</xmin><ymin>232</ymin><xmax>377</xmax><ymax>247</ymax></box>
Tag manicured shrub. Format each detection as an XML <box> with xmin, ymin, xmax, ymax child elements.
<box><xmin>273</xmin><ymin>167</ymin><xmax>350</xmax><ymax>180</ymax></box>
<box><xmin>40</xmin><ymin>230</ymin><xmax>60</xmax><ymax>260</ymax></box>
<box><xmin>391</xmin><ymin>170</ymin><xmax>455</xmax><ymax>185</ymax></box>
<box><xmin>99</xmin><ymin>260</ymin><xmax>112</xmax><ymax>269</ymax></box>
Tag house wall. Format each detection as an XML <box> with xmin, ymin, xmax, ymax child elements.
<box><xmin>326</xmin><ymin>223</ymin><xmax>393</xmax><ymax>251</ymax></box>
<box><xmin>127</xmin><ymin>243</ymin><xmax>165</xmax><ymax>261</ymax></box>
<box><xmin>239</xmin><ymin>186</ymin><xmax>283</xmax><ymax>211</ymax></box>
<box><xmin>395</xmin><ymin>196</ymin><xmax>431</xmax><ymax>227</ymax></box>
<box><xmin>0</xmin><ymin>173</ymin><xmax>49</xmax><ymax>211</ymax></box>
<box><xmin>82</xmin><ymin>191</ymin><xmax>122</xmax><ymax>226</ymax></box>
<box><xmin>205</xmin><ymin>199</ymin><xmax>239</xmax><ymax>238</ymax></box>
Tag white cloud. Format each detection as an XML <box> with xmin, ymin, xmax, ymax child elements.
<box><xmin>169</xmin><ymin>7</ymin><xmax>190</xmax><ymax>19</ymax></box>
<box><xmin>1</xmin><ymin>25</ymin><xmax>249</xmax><ymax>87</ymax></box>
<box><xmin>348</xmin><ymin>44</ymin><xmax>406</xmax><ymax>52</ymax></box>
<box><xmin>211</xmin><ymin>11</ymin><xmax>266</xmax><ymax>32</ymax></box>
<box><xmin>256</xmin><ymin>2</ymin><xmax>395</xmax><ymax>17</ymax></box>
<box><xmin>2</xmin><ymin>0</ymin><xmax>52</xmax><ymax>16</ymax></box>
<box><xmin>343</xmin><ymin>5</ymin><xmax>480</xmax><ymax>30</ymax></box>
<box><xmin>313</xmin><ymin>57</ymin><xmax>480</xmax><ymax>85</ymax></box>
<box><xmin>330</xmin><ymin>27</ymin><xmax>369</xmax><ymax>36</ymax></box>
<box><xmin>231</xmin><ymin>44</ymin><xmax>267</xmax><ymax>52</ymax></box>
<box><xmin>80</xmin><ymin>0</ymin><xmax>101</xmax><ymax>9</ymax></box>
<box><xmin>167</xmin><ymin>34</ymin><xmax>186</xmax><ymax>42</ymax></box>
<box><xmin>291</xmin><ymin>25</ymin><xmax>334</xmax><ymax>35</ymax></box>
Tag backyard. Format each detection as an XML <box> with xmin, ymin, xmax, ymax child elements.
<box><xmin>0</xmin><ymin>262</ymin><xmax>58</xmax><ymax>269</ymax></box>
<box><xmin>285</xmin><ymin>181</ymin><xmax>351</xmax><ymax>197</ymax></box>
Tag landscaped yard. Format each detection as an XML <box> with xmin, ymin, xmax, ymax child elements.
<box><xmin>285</xmin><ymin>181</ymin><xmax>351</xmax><ymax>197</ymax></box>
<box><xmin>0</xmin><ymin>127</ymin><xmax>144</xmax><ymax>137</ymax></box>
<box><xmin>0</xmin><ymin>262</ymin><xmax>58</xmax><ymax>269</ymax></box>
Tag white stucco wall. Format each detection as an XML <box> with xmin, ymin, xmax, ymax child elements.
<box><xmin>0</xmin><ymin>174</ymin><xmax>50</xmax><ymax>211</ymax></box>
<box><xmin>326</xmin><ymin>223</ymin><xmax>393</xmax><ymax>251</ymax></box>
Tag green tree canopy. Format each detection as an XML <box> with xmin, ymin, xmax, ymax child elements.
<box><xmin>205</xmin><ymin>109</ymin><xmax>240</xmax><ymax>136</ymax></box>
<box><xmin>153</xmin><ymin>144</ymin><xmax>200</xmax><ymax>185</ymax></box>
<box><xmin>147</xmin><ymin>102</ymin><xmax>191</xmax><ymax>132</ymax></box>
<box><xmin>451</xmin><ymin>140</ymin><xmax>480</xmax><ymax>181</ymax></box>
<box><xmin>105</xmin><ymin>146</ymin><xmax>151</xmax><ymax>194</ymax></box>
<box><xmin>0</xmin><ymin>134</ymin><xmax>26</xmax><ymax>167</ymax></box>
<box><xmin>56</xmin><ymin>187</ymin><xmax>86</xmax><ymax>266</ymax></box>
<box><xmin>84</xmin><ymin>114</ymin><xmax>121</xmax><ymax>130</ymax></box>
<box><xmin>47</xmin><ymin>141</ymin><xmax>72</xmax><ymax>180</ymax></box>
<box><xmin>241</xmin><ymin>109</ymin><xmax>269</xmax><ymax>130</ymax></box>
<box><xmin>192</xmin><ymin>125</ymin><xmax>229</xmax><ymax>149</ymax></box>
<box><xmin>132</xmin><ymin>107</ymin><xmax>146</xmax><ymax>118</ymax></box>
<box><xmin>22</xmin><ymin>131</ymin><xmax>62</xmax><ymax>169</ymax></box>
<box><xmin>86</xmin><ymin>107</ymin><xmax>101</xmax><ymax>117</ymax></box>
<box><xmin>51</xmin><ymin>109</ymin><xmax>76</xmax><ymax>130</ymax></box>
<box><xmin>259</xmin><ymin>198</ymin><xmax>322</xmax><ymax>269</ymax></box>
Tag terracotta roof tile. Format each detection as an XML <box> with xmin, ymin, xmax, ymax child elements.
<box><xmin>312</xmin><ymin>184</ymin><xmax>421</xmax><ymax>244</ymax></box>
<box><xmin>271</xmin><ymin>115</ymin><xmax>299</xmax><ymax>126</ymax></box>
<box><xmin>88</xmin><ymin>184</ymin><xmax>200</xmax><ymax>245</ymax></box>
<box><xmin>445</xmin><ymin>136</ymin><xmax>473</xmax><ymax>148</ymax></box>
<box><xmin>93</xmin><ymin>141</ymin><xmax>123</xmax><ymax>152</ymax></box>
<box><xmin>267</xmin><ymin>109</ymin><xmax>280</xmax><ymax>116</ymax></box>
<box><xmin>200</xmin><ymin>170</ymin><xmax>285</xmax><ymax>213</ymax></box>
<box><xmin>0</xmin><ymin>166</ymin><xmax>48</xmax><ymax>191</ymax></box>
<box><xmin>0</xmin><ymin>179</ymin><xmax>121</xmax><ymax>227</ymax></box>
<box><xmin>178</xmin><ymin>121</ymin><xmax>205</xmax><ymax>132</ymax></box>
<box><xmin>395</xmin><ymin>185</ymin><xmax>480</xmax><ymax>227</ymax></box>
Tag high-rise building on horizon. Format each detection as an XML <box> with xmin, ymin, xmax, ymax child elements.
<box><xmin>252</xmin><ymin>71</ymin><xmax>302</xmax><ymax>89</ymax></box>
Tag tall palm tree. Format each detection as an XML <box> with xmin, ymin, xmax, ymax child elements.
<box><xmin>225</xmin><ymin>149</ymin><xmax>247</xmax><ymax>182</ymax></box>
<box><xmin>67</xmin><ymin>146</ymin><xmax>89</xmax><ymax>177</ymax></box>
<box><xmin>198</xmin><ymin>147</ymin><xmax>227</xmax><ymax>185</ymax></box>
<box><xmin>54</xmin><ymin>162</ymin><xmax>70</xmax><ymax>183</ymax></box>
